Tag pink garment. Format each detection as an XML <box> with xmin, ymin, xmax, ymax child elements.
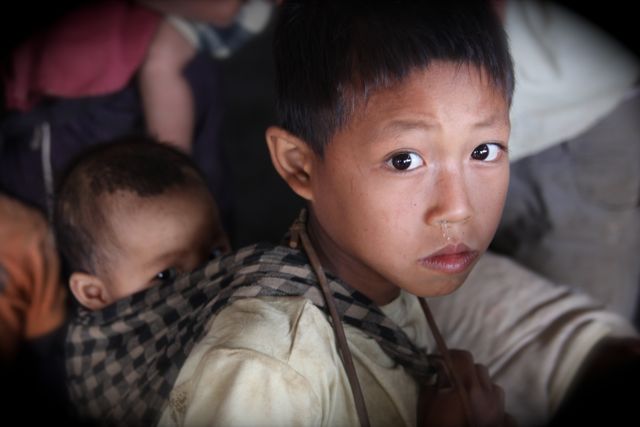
<box><xmin>4</xmin><ymin>0</ymin><xmax>162</xmax><ymax>111</ymax></box>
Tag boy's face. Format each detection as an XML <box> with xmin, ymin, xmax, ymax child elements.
<box><xmin>308</xmin><ymin>62</ymin><xmax>510</xmax><ymax>304</ymax></box>
<box><xmin>99</xmin><ymin>189</ymin><xmax>229</xmax><ymax>303</ymax></box>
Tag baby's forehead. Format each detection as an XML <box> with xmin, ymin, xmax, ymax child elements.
<box><xmin>100</xmin><ymin>185</ymin><xmax>203</xmax><ymax>203</ymax></box>
<box><xmin>99</xmin><ymin>188</ymin><xmax>159</xmax><ymax>210</ymax></box>
<box><xmin>106</xmin><ymin>187</ymin><xmax>219</xmax><ymax>226</ymax></box>
<box><xmin>99</xmin><ymin>188</ymin><xmax>191</xmax><ymax>219</ymax></box>
<box><xmin>101</xmin><ymin>188</ymin><xmax>217</xmax><ymax>237</ymax></box>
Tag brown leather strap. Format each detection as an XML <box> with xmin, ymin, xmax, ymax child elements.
<box><xmin>289</xmin><ymin>212</ymin><xmax>371</xmax><ymax>427</ymax></box>
<box><xmin>419</xmin><ymin>297</ymin><xmax>476</xmax><ymax>427</ymax></box>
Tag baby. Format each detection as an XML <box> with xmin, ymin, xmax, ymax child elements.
<box><xmin>54</xmin><ymin>135</ymin><xmax>230</xmax><ymax>310</ymax></box>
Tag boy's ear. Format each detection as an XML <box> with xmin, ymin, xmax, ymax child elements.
<box><xmin>265</xmin><ymin>126</ymin><xmax>315</xmax><ymax>201</ymax></box>
<box><xmin>69</xmin><ymin>272</ymin><xmax>111</xmax><ymax>311</ymax></box>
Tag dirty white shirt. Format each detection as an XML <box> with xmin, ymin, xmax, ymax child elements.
<box><xmin>157</xmin><ymin>252</ymin><xmax>637</xmax><ymax>427</ymax></box>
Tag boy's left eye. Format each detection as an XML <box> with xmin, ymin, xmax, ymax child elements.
<box><xmin>471</xmin><ymin>143</ymin><xmax>504</xmax><ymax>161</ymax></box>
<box><xmin>386</xmin><ymin>152</ymin><xmax>425</xmax><ymax>171</ymax></box>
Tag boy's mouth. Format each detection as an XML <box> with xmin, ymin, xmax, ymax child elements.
<box><xmin>419</xmin><ymin>244</ymin><xmax>478</xmax><ymax>274</ymax></box>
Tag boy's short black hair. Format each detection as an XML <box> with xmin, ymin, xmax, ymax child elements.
<box><xmin>274</xmin><ymin>0</ymin><xmax>514</xmax><ymax>155</ymax></box>
<box><xmin>54</xmin><ymin>134</ymin><xmax>211</xmax><ymax>275</ymax></box>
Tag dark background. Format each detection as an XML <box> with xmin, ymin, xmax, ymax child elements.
<box><xmin>557</xmin><ymin>1</ymin><xmax>639</xmax><ymax>57</ymax></box>
<box><xmin>1</xmin><ymin>1</ymin><xmax>638</xmax><ymax>248</ymax></box>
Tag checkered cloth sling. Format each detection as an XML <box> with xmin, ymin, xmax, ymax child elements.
<box><xmin>66</xmin><ymin>225</ymin><xmax>434</xmax><ymax>426</ymax></box>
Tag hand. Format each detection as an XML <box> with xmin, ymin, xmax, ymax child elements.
<box><xmin>417</xmin><ymin>349</ymin><xmax>516</xmax><ymax>427</ymax></box>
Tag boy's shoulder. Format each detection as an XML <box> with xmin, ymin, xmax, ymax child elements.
<box><xmin>202</xmin><ymin>295</ymin><xmax>341</xmax><ymax>366</ymax></box>
<box><xmin>159</xmin><ymin>295</ymin><xmax>352</xmax><ymax>426</ymax></box>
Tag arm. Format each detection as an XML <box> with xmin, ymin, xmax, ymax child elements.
<box><xmin>428</xmin><ymin>251</ymin><xmax>639</xmax><ymax>426</ymax></box>
<box><xmin>138</xmin><ymin>17</ymin><xmax>196</xmax><ymax>152</ymax></box>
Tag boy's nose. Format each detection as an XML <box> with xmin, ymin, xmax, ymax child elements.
<box><xmin>425</xmin><ymin>167</ymin><xmax>473</xmax><ymax>227</ymax></box>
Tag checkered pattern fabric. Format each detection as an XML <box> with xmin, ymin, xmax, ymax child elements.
<box><xmin>66</xmin><ymin>242</ymin><xmax>433</xmax><ymax>426</ymax></box>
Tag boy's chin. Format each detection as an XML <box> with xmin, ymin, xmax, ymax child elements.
<box><xmin>406</xmin><ymin>273</ymin><xmax>472</xmax><ymax>299</ymax></box>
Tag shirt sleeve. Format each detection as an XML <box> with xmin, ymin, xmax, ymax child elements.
<box><xmin>158</xmin><ymin>297</ymin><xmax>357</xmax><ymax>427</ymax></box>
<box><xmin>161</xmin><ymin>347</ymin><xmax>322</xmax><ymax>426</ymax></box>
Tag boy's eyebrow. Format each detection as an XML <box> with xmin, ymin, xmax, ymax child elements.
<box><xmin>473</xmin><ymin>112</ymin><xmax>509</xmax><ymax>128</ymax></box>
<box><xmin>381</xmin><ymin>119</ymin><xmax>437</xmax><ymax>135</ymax></box>
<box><xmin>381</xmin><ymin>113</ymin><xmax>507</xmax><ymax>135</ymax></box>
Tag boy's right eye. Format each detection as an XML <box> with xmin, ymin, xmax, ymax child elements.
<box><xmin>385</xmin><ymin>151</ymin><xmax>425</xmax><ymax>171</ymax></box>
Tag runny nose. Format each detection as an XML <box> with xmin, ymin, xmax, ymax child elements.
<box><xmin>437</xmin><ymin>217</ymin><xmax>470</xmax><ymax>242</ymax></box>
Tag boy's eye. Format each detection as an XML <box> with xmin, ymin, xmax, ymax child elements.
<box><xmin>386</xmin><ymin>152</ymin><xmax>425</xmax><ymax>171</ymax></box>
<box><xmin>471</xmin><ymin>143</ymin><xmax>504</xmax><ymax>161</ymax></box>
<box><xmin>155</xmin><ymin>268</ymin><xmax>178</xmax><ymax>284</ymax></box>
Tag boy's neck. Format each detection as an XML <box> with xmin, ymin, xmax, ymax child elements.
<box><xmin>305</xmin><ymin>210</ymin><xmax>401</xmax><ymax>306</ymax></box>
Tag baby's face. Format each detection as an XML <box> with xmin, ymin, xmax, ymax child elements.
<box><xmin>309</xmin><ymin>62</ymin><xmax>511</xmax><ymax>304</ymax></box>
<box><xmin>100</xmin><ymin>189</ymin><xmax>229</xmax><ymax>303</ymax></box>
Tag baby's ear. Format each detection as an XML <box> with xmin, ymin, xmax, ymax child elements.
<box><xmin>265</xmin><ymin>126</ymin><xmax>315</xmax><ymax>201</ymax></box>
<box><xmin>69</xmin><ymin>272</ymin><xmax>111</xmax><ymax>311</ymax></box>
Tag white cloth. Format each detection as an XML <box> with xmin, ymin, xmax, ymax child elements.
<box><xmin>157</xmin><ymin>252</ymin><xmax>637</xmax><ymax>427</ymax></box>
<box><xmin>505</xmin><ymin>1</ymin><xmax>639</xmax><ymax>161</ymax></box>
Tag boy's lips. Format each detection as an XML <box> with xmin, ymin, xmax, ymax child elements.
<box><xmin>419</xmin><ymin>244</ymin><xmax>479</xmax><ymax>274</ymax></box>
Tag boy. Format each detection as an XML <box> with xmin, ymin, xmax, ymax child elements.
<box><xmin>55</xmin><ymin>136</ymin><xmax>230</xmax><ymax>310</ymax></box>
<box><xmin>180</xmin><ymin>0</ymin><xmax>516</xmax><ymax>422</ymax></box>
<box><xmin>173</xmin><ymin>0</ymin><xmax>515</xmax><ymax>423</ymax></box>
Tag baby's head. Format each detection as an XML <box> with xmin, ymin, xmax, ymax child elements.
<box><xmin>267</xmin><ymin>0</ymin><xmax>514</xmax><ymax>303</ymax></box>
<box><xmin>55</xmin><ymin>136</ymin><xmax>229</xmax><ymax>310</ymax></box>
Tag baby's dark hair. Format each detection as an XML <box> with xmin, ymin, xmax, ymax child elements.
<box><xmin>274</xmin><ymin>0</ymin><xmax>514</xmax><ymax>155</ymax></box>
<box><xmin>54</xmin><ymin>134</ymin><xmax>211</xmax><ymax>275</ymax></box>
